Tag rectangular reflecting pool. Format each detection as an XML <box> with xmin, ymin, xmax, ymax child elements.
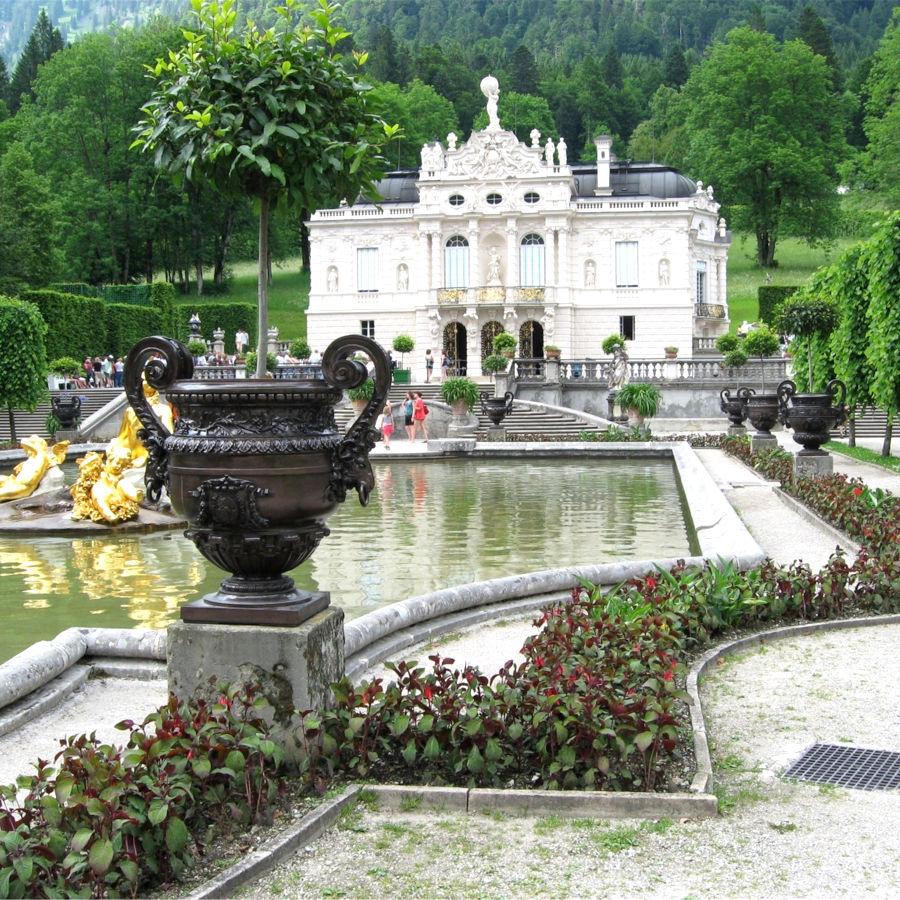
<box><xmin>0</xmin><ymin>456</ymin><xmax>697</xmax><ymax>663</ymax></box>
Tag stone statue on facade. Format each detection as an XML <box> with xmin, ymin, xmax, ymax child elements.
<box><xmin>487</xmin><ymin>247</ymin><xmax>502</xmax><ymax>285</ymax></box>
<box><xmin>557</xmin><ymin>137</ymin><xmax>567</xmax><ymax>166</ymax></box>
<box><xmin>658</xmin><ymin>258</ymin><xmax>670</xmax><ymax>286</ymax></box>
<box><xmin>481</xmin><ymin>75</ymin><xmax>500</xmax><ymax>130</ymax></box>
<box><xmin>545</xmin><ymin>138</ymin><xmax>555</xmax><ymax>167</ymax></box>
<box><xmin>584</xmin><ymin>260</ymin><xmax>596</xmax><ymax>287</ymax></box>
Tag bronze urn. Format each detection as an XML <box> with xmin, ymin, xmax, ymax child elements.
<box><xmin>125</xmin><ymin>334</ymin><xmax>391</xmax><ymax>626</ymax></box>
<box><xmin>719</xmin><ymin>386</ymin><xmax>754</xmax><ymax>429</ymax></box>
<box><xmin>480</xmin><ymin>391</ymin><xmax>514</xmax><ymax>426</ymax></box>
<box><xmin>777</xmin><ymin>379</ymin><xmax>847</xmax><ymax>455</ymax></box>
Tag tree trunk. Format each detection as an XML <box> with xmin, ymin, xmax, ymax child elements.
<box><xmin>300</xmin><ymin>216</ymin><xmax>310</xmax><ymax>271</ymax></box>
<box><xmin>213</xmin><ymin>207</ymin><xmax>235</xmax><ymax>287</ymax></box>
<box><xmin>7</xmin><ymin>405</ymin><xmax>16</xmax><ymax>446</ymax></box>
<box><xmin>848</xmin><ymin>418</ymin><xmax>855</xmax><ymax>448</ymax></box>
<box><xmin>256</xmin><ymin>193</ymin><xmax>270</xmax><ymax>379</ymax></box>
<box><xmin>756</xmin><ymin>231</ymin><xmax>777</xmax><ymax>268</ymax></box>
<box><xmin>882</xmin><ymin>416</ymin><xmax>893</xmax><ymax>457</ymax></box>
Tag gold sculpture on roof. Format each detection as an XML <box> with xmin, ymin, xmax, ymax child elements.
<box><xmin>0</xmin><ymin>436</ymin><xmax>69</xmax><ymax>501</ymax></box>
<box><xmin>71</xmin><ymin>446</ymin><xmax>145</xmax><ymax>524</ymax></box>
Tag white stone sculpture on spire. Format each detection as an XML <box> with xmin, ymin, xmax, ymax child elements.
<box><xmin>481</xmin><ymin>75</ymin><xmax>500</xmax><ymax>131</ymax></box>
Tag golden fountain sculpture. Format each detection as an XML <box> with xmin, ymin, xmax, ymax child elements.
<box><xmin>0</xmin><ymin>435</ymin><xmax>69</xmax><ymax>501</ymax></box>
<box><xmin>71</xmin><ymin>446</ymin><xmax>145</xmax><ymax>524</ymax></box>
<box><xmin>69</xmin><ymin>379</ymin><xmax>174</xmax><ymax>524</ymax></box>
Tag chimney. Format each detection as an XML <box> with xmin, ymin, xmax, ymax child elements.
<box><xmin>593</xmin><ymin>134</ymin><xmax>613</xmax><ymax>196</ymax></box>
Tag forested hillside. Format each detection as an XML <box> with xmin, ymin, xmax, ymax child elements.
<box><xmin>1</xmin><ymin>0</ymin><xmax>893</xmax><ymax>71</ymax></box>
<box><xmin>0</xmin><ymin>0</ymin><xmax>898</xmax><ymax>293</ymax></box>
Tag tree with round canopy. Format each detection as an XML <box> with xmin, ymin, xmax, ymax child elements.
<box><xmin>132</xmin><ymin>0</ymin><xmax>397</xmax><ymax>377</ymax></box>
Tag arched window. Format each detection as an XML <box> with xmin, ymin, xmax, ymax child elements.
<box><xmin>519</xmin><ymin>233</ymin><xmax>545</xmax><ymax>287</ymax></box>
<box><xmin>444</xmin><ymin>235</ymin><xmax>469</xmax><ymax>288</ymax></box>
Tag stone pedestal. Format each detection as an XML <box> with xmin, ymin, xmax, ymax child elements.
<box><xmin>750</xmin><ymin>433</ymin><xmax>778</xmax><ymax>453</ymax></box>
<box><xmin>484</xmin><ymin>425</ymin><xmax>507</xmax><ymax>442</ymax></box>
<box><xmin>726</xmin><ymin>424</ymin><xmax>747</xmax><ymax>437</ymax></box>
<box><xmin>167</xmin><ymin>607</ymin><xmax>344</xmax><ymax>760</ymax></box>
<box><xmin>793</xmin><ymin>452</ymin><xmax>833</xmax><ymax>478</ymax></box>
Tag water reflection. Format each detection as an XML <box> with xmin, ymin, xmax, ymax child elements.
<box><xmin>0</xmin><ymin>458</ymin><xmax>693</xmax><ymax>663</ymax></box>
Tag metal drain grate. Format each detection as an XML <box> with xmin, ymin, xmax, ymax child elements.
<box><xmin>784</xmin><ymin>743</ymin><xmax>900</xmax><ymax>791</ymax></box>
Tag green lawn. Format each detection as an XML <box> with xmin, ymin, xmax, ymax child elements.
<box><xmin>725</xmin><ymin>233</ymin><xmax>857</xmax><ymax>333</ymax></box>
<box><xmin>215</xmin><ymin>258</ymin><xmax>309</xmax><ymax>342</ymax></box>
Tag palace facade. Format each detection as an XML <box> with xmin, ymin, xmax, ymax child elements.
<box><xmin>306</xmin><ymin>77</ymin><xmax>731</xmax><ymax>379</ymax></box>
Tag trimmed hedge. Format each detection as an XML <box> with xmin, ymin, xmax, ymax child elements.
<box><xmin>757</xmin><ymin>285</ymin><xmax>798</xmax><ymax>326</ymax></box>
<box><xmin>174</xmin><ymin>302</ymin><xmax>256</xmax><ymax>350</ymax></box>
<box><xmin>107</xmin><ymin>304</ymin><xmax>164</xmax><ymax>357</ymax></box>
<box><xmin>21</xmin><ymin>290</ymin><xmax>106</xmax><ymax>362</ymax></box>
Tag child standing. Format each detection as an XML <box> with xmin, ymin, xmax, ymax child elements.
<box><xmin>380</xmin><ymin>402</ymin><xmax>394</xmax><ymax>449</ymax></box>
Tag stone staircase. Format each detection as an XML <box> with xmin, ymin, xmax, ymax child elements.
<box><xmin>335</xmin><ymin>382</ymin><xmax>600</xmax><ymax>439</ymax></box>
<box><xmin>0</xmin><ymin>389</ymin><xmax>122</xmax><ymax>444</ymax></box>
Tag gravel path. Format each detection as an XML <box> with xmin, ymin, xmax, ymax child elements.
<box><xmin>239</xmin><ymin>623</ymin><xmax>900</xmax><ymax>900</ymax></box>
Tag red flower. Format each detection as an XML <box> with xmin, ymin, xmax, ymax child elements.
<box><xmin>423</xmin><ymin>685</ymin><xmax>433</xmax><ymax>701</ymax></box>
<box><xmin>662</xmin><ymin>670</ymin><xmax>674</xmax><ymax>681</ymax></box>
<box><xmin>853</xmin><ymin>486</ymin><xmax>864</xmax><ymax>496</ymax></box>
<box><xmin>646</xmin><ymin>576</ymin><xmax>657</xmax><ymax>589</ymax></box>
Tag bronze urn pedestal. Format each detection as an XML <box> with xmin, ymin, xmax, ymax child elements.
<box><xmin>125</xmin><ymin>334</ymin><xmax>391</xmax><ymax>626</ymax></box>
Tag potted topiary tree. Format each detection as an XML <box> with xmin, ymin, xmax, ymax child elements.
<box><xmin>440</xmin><ymin>376</ymin><xmax>480</xmax><ymax>415</ymax></box>
<box><xmin>392</xmin><ymin>334</ymin><xmax>414</xmax><ymax>383</ymax></box>
<box><xmin>290</xmin><ymin>339</ymin><xmax>311</xmax><ymax>361</ymax></box>
<box><xmin>187</xmin><ymin>339</ymin><xmax>208</xmax><ymax>361</ymax></box>
<box><xmin>615</xmin><ymin>382</ymin><xmax>662</xmax><ymax>427</ymax></box>
<box><xmin>492</xmin><ymin>331</ymin><xmax>517</xmax><ymax>357</ymax></box>
<box><xmin>544</xmin><ymin>344</ymin><xmax>561</xmax><ymax>359</ymax></box>
<box><xmin>482</xmin><ymin>353</ymin><xmax>509</xmax><ymax>375</ymax></box>
<box><xmin>719</xmin><ymin>326</ymin><xmax>781</xmax><ymax>438</ymax></box>
<box><xmin>775</xmin><ymin>294</ymin><xmax>845</xmax><ymax>454</ymax></box>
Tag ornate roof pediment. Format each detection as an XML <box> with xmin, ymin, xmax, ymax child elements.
<box><xmin>443</xmin><ymin>129</ymin><xmax>543</xmax><ymax>181</ymax></box>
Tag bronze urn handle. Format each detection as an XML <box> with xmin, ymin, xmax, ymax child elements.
<box><xmin>124</xmin><ymin>336</ymin><xmax>194</xmax><ymax>501</ymax></box>
<box><xmin>321</xmin><ymin>334</ymin><xmax>392</xmax><ymax>506</ymax></box>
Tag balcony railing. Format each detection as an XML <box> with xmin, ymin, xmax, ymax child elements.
<box><xmin>510</xmin><ymin>357</ymin><xmax>791</xmax><ymax>385</ymax></box>
<box><xmin>437</xmin><ymin>286</ymin><xmax>548</xmax><ymax>305</ymax></box>
<box><xmin>193</xmin><ymin>364</ymin><xmax>324</xmax><ymax>380</ymax></box>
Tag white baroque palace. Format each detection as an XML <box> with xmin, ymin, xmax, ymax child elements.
<box><xmin>306</xmin><ymin>75</ymin><xmax>730</xmax><ymax>378</ymax></box>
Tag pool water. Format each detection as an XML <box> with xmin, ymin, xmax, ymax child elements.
<box><xmin>0</xmin><ymin>458</ymin><xmax>695</xmax><ymax>663</ymax></box>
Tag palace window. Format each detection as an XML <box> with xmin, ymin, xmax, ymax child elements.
<box><xmin>519</xmin><ymin>233</ymin><xmax>545</xmax><ymax>287</ymax></box>
<box><xmin>615</xmin><ymin>241</ymin><xmax>639</xmax><ymax>288</ymax></box>
<box><xmin>524</xmin><ymin>191</ymin><xmax>540</xmax><ymax>204</ymax></box>
<box><xmin>360</xmin><ymin>320</ymin><xmax>375</xmax><ymax>338</ymax></box>
<box><xmin>444</xmin><ymin>235</ymin><xmax>469</xmax><ymax>288</ymax></box>
<box><xmin>449</xmin><ymin>194</ymin><xmax>465</xmax><ymax>207</ymax></box>
<box><xmin>696</xmin><ymin>260</ymin><xmax>708</xmax><ymax>303</ymax></box>
<box><xmin>619</xmin><ymin>315</ymin><xmax>635</xmax><ymax>341</ymax></box>
<box><xmin>486</xmin><ymin>192</ymin><xmax>503</xmax><ymax>206</ymax></box>
<box><xmin>356</xmin><ymin>247</ymin><xmax>378</xmax><ymax>292</ymax></box>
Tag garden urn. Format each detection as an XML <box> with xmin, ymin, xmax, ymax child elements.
<box><xmin>124</xmin><ymin>334</ymin><xmax>391</xmax><ymax>625</ymax></box>
<box><xmin>777</xmin><ymin>379</ymin><xmax>847</xmax><ymax>455</ymax></box>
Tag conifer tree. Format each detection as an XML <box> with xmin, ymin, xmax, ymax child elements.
<box><xmin>8</xmin><ymin>10</ymin><xmax>64</xmax><ymax>113</ymax></box>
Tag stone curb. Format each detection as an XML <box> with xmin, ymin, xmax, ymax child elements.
<box><xmin>186</xmin><ymin>787</ymin><xmax>362</xmax><ymax>899</ymax></box>
<box><xmin>0</xmin><ymin>665</ymin><xmax>92</xmax><ymax>739</ymax></box>
<box><xmin>685</xmin><ymin>613</ymin><xmax>900</xmax><ymax>796</ymax></box>
<box><xmin>344</xmin><ymin>593</ymin><xmax>562</xmax><ymax>680</ymax></box>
